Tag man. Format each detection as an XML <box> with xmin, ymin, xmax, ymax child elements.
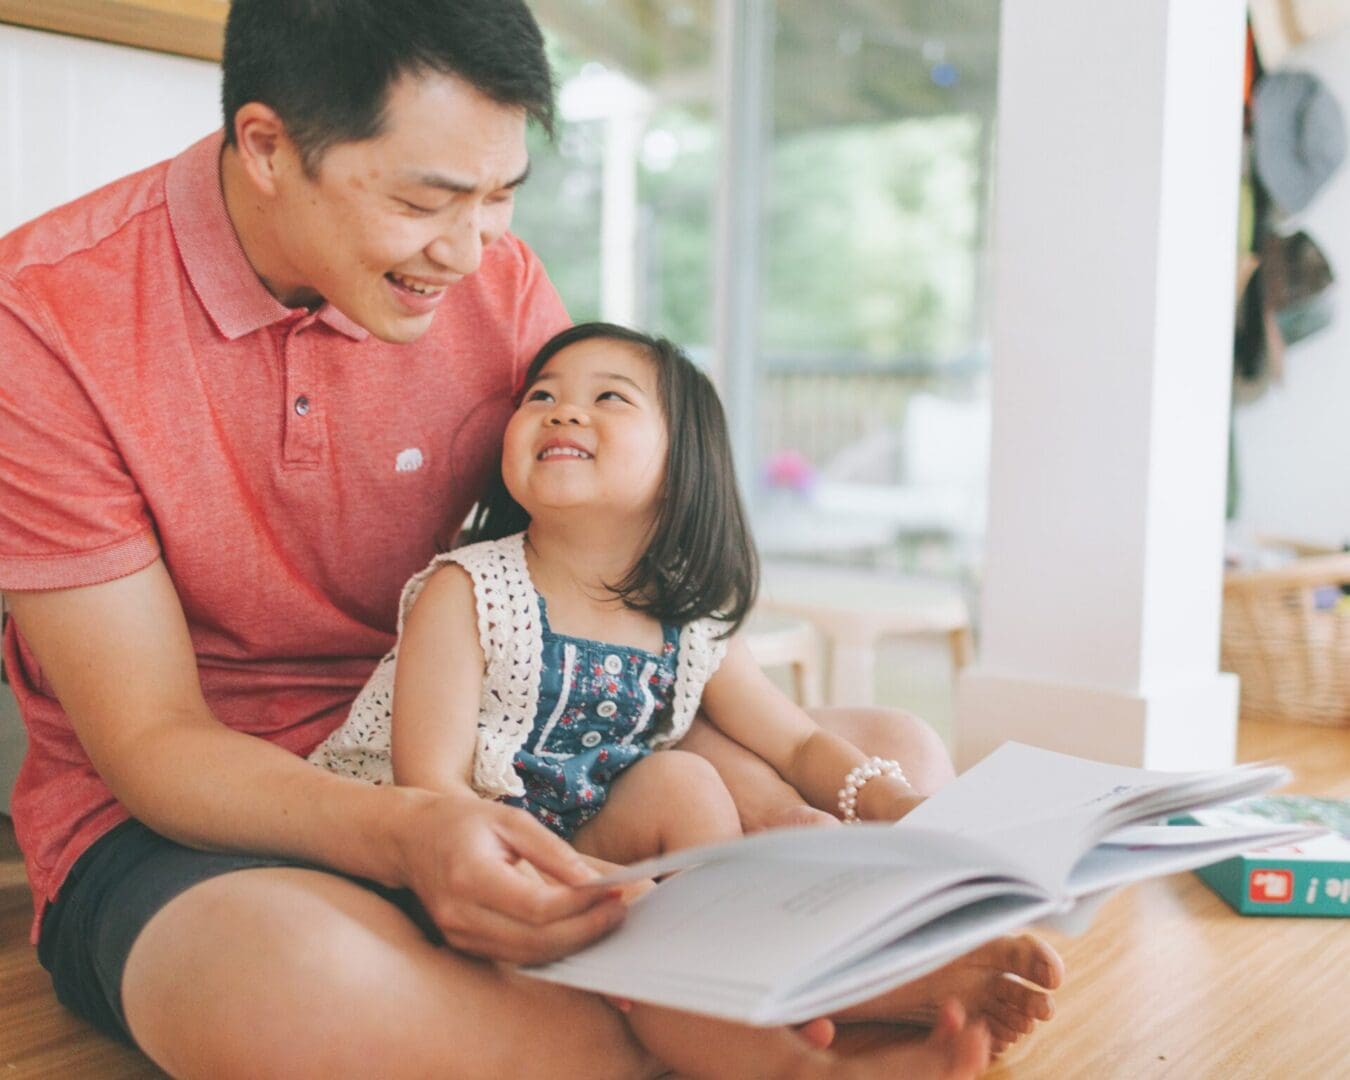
<box><xmin>0</xmin><ymin>2</ymin><xmax>1055</xmax><ymax>1075</ymax></box>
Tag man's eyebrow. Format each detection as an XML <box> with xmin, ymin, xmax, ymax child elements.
<box><xmin>406</xmin><ymin>162</ymin><xmax>531</xmax><ymax>194</ymax></box>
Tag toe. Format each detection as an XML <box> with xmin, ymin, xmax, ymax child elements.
<box><xmin>1004</xmin><ymin>933</ymin><xmax>1065</xmax><ymax>989</ymax></box>
<box><xmin>983</xmin><ymin>1013</ymin><xmax>1023</xmax><ymax>1052</ymax></box>
<box><xmin>986</xmin><ymin>998</ymin><xmax>1038</xmax><ymax>1037</ymax></box>
<box><xmin>994</xmin><ymin>974</ymin><xmax>1055</xmax><ymax>1022</ymax></box>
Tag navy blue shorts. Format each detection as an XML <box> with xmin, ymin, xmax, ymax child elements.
<box><xmin>37</xmin><ymin>819</ymin><xmax>432</xmax><ymax>1045</ymax></box>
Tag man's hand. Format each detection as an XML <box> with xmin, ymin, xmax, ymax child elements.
<box><xmin>395</xmin><ymin>791</ymin><xmax>628</xmax><ymax>965</ymax></box>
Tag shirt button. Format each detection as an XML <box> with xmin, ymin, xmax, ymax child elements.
<box><xmin>603</xmin><ymin>654</ymin><xmax>623</xmax><ymax>675</ymax></box>
<box><xmin>596</xmin><ymin>701</ymin><xmax>618</xmax><ymax>718</ymax></box>
<box><xmin>581</xmin><ymin>730</ymin><xmax>603</xmax><ymax>748</ymax></box>
<box><xmin>294</xmin><ymin>395</ymin><xmax>311</xmax><ymax>416</ymax></box>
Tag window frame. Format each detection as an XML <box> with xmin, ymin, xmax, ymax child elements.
<box><xmin>0</xmin><ymin>0</ymin><xmax>227</xmax><ymax>62</ymax></box>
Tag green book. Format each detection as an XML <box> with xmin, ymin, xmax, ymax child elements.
<box><xmin>1176</xmin><ymin>796</ymin><xmax>1350</xmax><ymax>917</ymax></box>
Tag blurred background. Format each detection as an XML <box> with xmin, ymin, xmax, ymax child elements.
<box><xmin>5</xmin><ymin>1</ymin><xmax>1350</xmax><ymax>787</ymax></box>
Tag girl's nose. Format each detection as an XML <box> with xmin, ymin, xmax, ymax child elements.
<box><xmin>547</xmin><ymin>403</ymin><xmax>588</xmax><ymax>426</ymax></box>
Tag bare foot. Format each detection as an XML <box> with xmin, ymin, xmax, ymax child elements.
<box><xmin>796</xmin><ymin>1016</ymin><xmax>836</xmax><ymax>1050</ymax></box>
<box><xmin>830</xmin><ymin>1001</ymin><xmax>990</xmax><ymax>1079</ymax></box>
<box><xmin>835</xmin><ymin>934</ymin><xmax>1065</xmax><ymax>1055</ymax></box>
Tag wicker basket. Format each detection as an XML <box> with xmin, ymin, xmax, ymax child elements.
<box><xmin>1221</xmin><ymin>543</ymin><xmax>1350</xmax><ymax>727</ymax></box>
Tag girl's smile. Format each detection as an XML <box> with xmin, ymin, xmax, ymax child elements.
<box><xmin>535</xmin><ymin>437</ymin><xmax>594</xmax><ymax>461</ymax></box>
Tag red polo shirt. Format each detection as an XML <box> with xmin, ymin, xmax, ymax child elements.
<box><xmin>0</xmin><ymin>132</ymin><xmax>569</xmax><ymax>940</ymax></box>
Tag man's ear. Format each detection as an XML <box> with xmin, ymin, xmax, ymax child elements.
<box><xmin>231</xmin><ymin>102</ymin><xmax>294</xmax><ymax>197</ymax></box>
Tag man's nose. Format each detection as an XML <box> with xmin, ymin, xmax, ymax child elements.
<box><xmin>425</xmin><ymin>209</ymin><xmax>484</xmax><ymax>277</ymax></box>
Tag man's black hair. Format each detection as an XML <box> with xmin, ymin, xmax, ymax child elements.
<box><xmin>468</xmin><ymin>322</ymin><xmax>760</xmax><ymax>637</ymax></box>
<box><xmin>222</xmin><ymin>0</ymin><xmax>555</xmax><ymax>174</ymax></box>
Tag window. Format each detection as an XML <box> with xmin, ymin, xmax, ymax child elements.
<box><xmin>515</xmin><ymin>1</ymin><xmax>1000</xmax><ymax>577</ymax></box>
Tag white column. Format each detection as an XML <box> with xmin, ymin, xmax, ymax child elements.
<box><xmin>956</xmin><ymin>0</ymin><xmax>1247</xmax><ymax>771</ymax></box>
<box><xmin>600</xmin><ymin>108</ymin><xmax>646</xmax><ymax>325</ymax></box>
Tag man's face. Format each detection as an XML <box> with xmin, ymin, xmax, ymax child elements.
<box><xmin>266</xmin><ymin>72</ymin><xmax>530</xmax><ymax>343</ymax></box>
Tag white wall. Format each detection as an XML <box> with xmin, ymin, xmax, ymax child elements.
<box><xmin>1233</xmin><ymin>28</ymin><xmax>1350</xmax><ymax>549</ymax></box>
<box><xmin>0</xmin><ymin>23</ymin><xmax>221</xmax><ymax>813</ymax></box>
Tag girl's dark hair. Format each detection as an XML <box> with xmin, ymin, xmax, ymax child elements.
<box><xmin>222</xmin><ymin>0</ymin><xmax>555</xmax><ymax>175</ymax></box>
<box><xmin>469</xmin><ymin>322</ymin><xmax>759</xmax><ymax>636</ymax></box>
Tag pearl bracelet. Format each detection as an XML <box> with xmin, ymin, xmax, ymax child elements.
<box><xmin>837</xmin><ymin>757</ymin><xmax>909</xmax><ymax>824</ymax></box>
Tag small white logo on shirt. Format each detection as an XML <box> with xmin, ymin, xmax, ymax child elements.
<box><xmin>395</xmin><ymin>448</ymin><xmax>424</xmax><ymax>473</ymax></box>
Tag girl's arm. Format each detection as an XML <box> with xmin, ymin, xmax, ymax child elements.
<box><xmin>698</xmin><ymin>636</ymin><xmax>921</xmax><ymax>822</ymax></box>
<box><xmin>390</xmin><ymin>564</ymin><xmax>487</xmax><ymax>794</ymax></box>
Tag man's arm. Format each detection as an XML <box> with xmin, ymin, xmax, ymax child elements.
<box><xmin>4</xmin><ymin>559</ymin><xmax>624</xmax><ymax>963</ymax></box>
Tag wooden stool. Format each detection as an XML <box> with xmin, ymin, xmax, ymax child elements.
<box><xmin>743</xmin><ymin>610</ymin><xmax>824</xmax><ymax>708</ymax></box>
<box><xmin>757</xmin><ymin>561</ymin><xmax>972</xmax><ymax>707</ymax></box>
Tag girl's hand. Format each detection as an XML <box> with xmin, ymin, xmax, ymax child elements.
<box><xmin>760</xmin><ymin>802</ymin><xmax>841</xmax><ymax>831</ymax></box>
<box><xmin>859</xmin><ymin>776</ymin><xmax>927</xmax><ymax>823</ymax></box>
<box><xmin>394</xmin><ymin>789</ymin><xmax>627</xmax><ymax>965</ymax></box>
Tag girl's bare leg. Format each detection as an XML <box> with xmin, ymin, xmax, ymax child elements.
<box><xmin>571</xmin><ymin>749</ymin><xmax>742</xmax><ymax>864</ymax></box>
<box><xmin>121</xmin><ymin>867</ymin><xmax>659</xmax><ymax>1079</ymax></box>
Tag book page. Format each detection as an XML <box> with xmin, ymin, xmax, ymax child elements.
<box><xmin>526</xmin><ymin>833</ymin><xmax>1048</xmax><ymax>1022</ymax></box>
<box><xmin>1068</xmin><ymin>823</ymin><xmax>1323</xmax><ymax>895</ymax></box>
<box><xmin>774</xmin><ymin>892</ymin><xmax>1064</xmax><ymax>1023</ymax></box>
<box><xmin>905</xmin><ymin>743</ymin><xmax>1286</xmax><ymax>838</ymax></box>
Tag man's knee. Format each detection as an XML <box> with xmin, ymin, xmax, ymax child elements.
<box><xmin>809</xmin><ymin>706</ymin><xmax>955</xmax><ymax>794</ymax></box>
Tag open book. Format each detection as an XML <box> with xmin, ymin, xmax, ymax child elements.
<box><xmin>522</xmin><ymin>742</ymin><xmax>1322</xmax><ymax>1025</ymax></box>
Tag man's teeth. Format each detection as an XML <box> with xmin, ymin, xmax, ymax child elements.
<box><xmin>389</xmin><ymin>273</ymin><xmax>440</xmax><ymax>296</ymax></box>
<box><xmin>540</xmin><ymin>447</ymin><xmax>591</xmax><ymax>460</ymax></box>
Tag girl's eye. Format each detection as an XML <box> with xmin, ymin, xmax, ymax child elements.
<box><xmin>526</xmin><ymin>389</ymin><xmax>554</xmax><ymax>403</ymax></box>
<box><xmin>597</xmin><ymin>391</ymin><xmax>629</xmax><ymax>403</ymax></box>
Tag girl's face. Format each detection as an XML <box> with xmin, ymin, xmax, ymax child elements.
<box><xmin>502</xmin><ymin>339</ymin><xmax>668</xmax><ymax>525</ymax></box>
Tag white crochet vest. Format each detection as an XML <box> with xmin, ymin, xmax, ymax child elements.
<box><xmin>308</xmin><ymin>532</ymin><xmax>729</xmax><ymax>798</ymax></box>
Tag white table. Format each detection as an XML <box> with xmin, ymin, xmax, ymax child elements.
<box><xmin>757</xmin><ymin>561</ymin><xmax>971</xmax><ymax>707</ymax></box>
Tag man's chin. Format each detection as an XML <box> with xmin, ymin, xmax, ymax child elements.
<box><xmin>366</xmin><ymin>311</ymin><xmax>437</xmax><ymax>344</ymax></box>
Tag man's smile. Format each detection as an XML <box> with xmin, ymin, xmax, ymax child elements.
<box><xmin>385</xmin><ymin>271</ymin><xmax>453</xmax><ymax>296</ymax></box>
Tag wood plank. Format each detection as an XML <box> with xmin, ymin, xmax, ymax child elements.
<box><xmin>987</xmin><ymin>720</ymin><xmax>1350</xmax><ymax>1078</ymax></box>
<box><xmin>0</xmin><ymin>0</ymin><xmax>227</xmax><ymax>62</ymax></box>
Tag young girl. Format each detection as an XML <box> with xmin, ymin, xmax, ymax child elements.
<box><xmin>310</xmin><ymin>322</ymin><xmax>1002</xmax><ymax>1077</ymax></box>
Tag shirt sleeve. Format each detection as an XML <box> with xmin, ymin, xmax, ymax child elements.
<box><xmin>0</xmin><ymin>273</ymin><xmax>160</xmax><ymax>590</ymax></box>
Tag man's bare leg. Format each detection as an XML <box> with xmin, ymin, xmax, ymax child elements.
<box><xmin>122</xmin><ymin>867</ymin><xmax>658</xmax><ymax>1079</ymax></box>
<box><xmin>624</xmin><ymin>998</ymin><xmax>990</xmax><ymax>1080</ymax></box>
<box><xmin>681</xmin><ymin>706</ymin><xmax>1064</xmax><ymax>1054</ymax></box>
<box><xmin>123</xmin><ymin>861</ymin><xmax>990</xmax><ymax>1080</ymax></box>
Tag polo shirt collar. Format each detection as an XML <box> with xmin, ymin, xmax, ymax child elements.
<box><xmin>166</xmin><ymin>131</ymin><xmax>368</xmax><ymax>342</ymax></box>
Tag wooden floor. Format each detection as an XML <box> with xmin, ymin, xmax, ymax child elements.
<box><xmin>2</xmin><ymin>719</ymin><xmax>1347</xmax><ymax>1078</ymax></box>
